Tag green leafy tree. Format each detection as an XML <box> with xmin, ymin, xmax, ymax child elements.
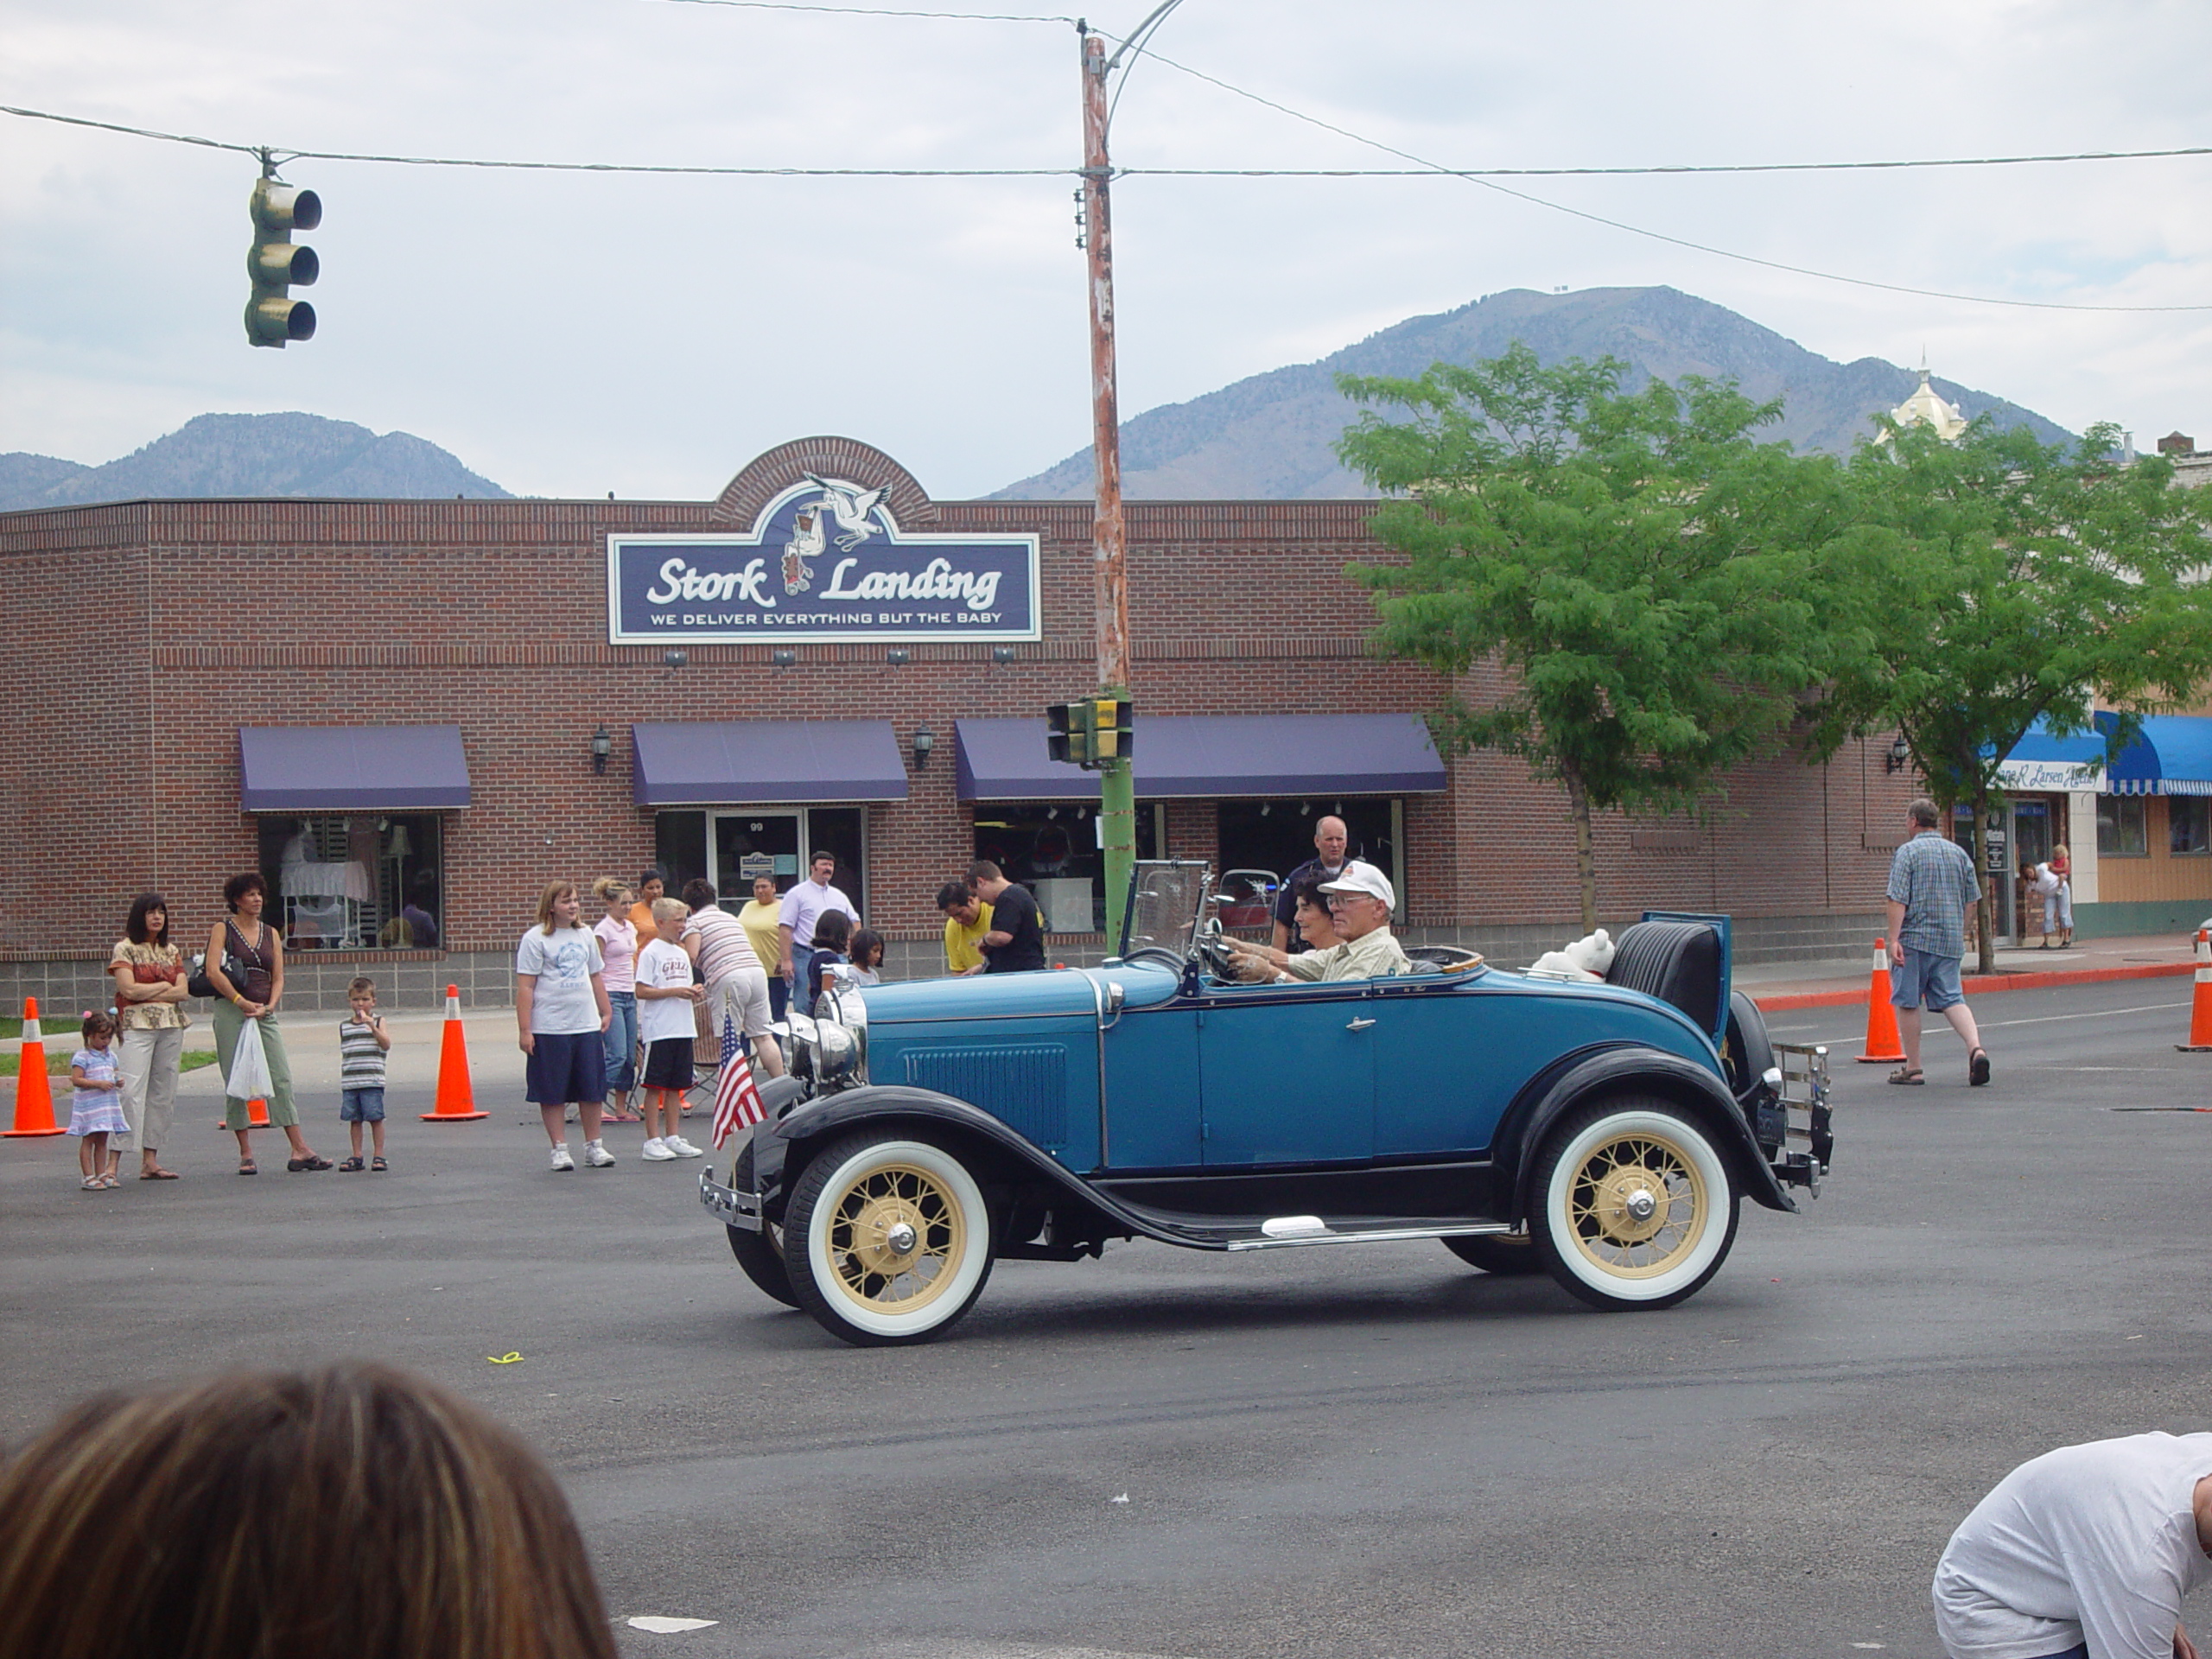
<box><xmin>1336</xmin><ymin>344</ymin><xmax>1869</xmax><ymax>930</ymax></box>
<box><xmin>1809</xmin><ymin>418</ymin><xmax>2212</xmax><ymax>971</ymax></box>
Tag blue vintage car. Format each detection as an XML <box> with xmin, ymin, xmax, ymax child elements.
<box><xmin>701</xmin><ymin>861</ymin><xmax>1833</xmax><ymax>1346</ymax></box>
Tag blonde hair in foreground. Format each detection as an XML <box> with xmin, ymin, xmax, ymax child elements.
<box><xmin>0</xmin><ymin>1362</ymin><xmax>616</xmax><ymax>1659</ymax></box>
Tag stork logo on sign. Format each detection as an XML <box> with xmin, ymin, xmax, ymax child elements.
<box><xmin>607</xmin><ymin>469</ymin><xmax>1040</xmax><ymax>645</ymax></box>
<box><xmin>782</xmin><ymin>474</ymin><xmax>890</xmax><ymax>595</ymax></box>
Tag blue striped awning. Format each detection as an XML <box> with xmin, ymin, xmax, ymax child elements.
<box><xmin>2103</xmin><ymin>714</ymin><xmax>2212</xmax><ymax>798</ymax></box>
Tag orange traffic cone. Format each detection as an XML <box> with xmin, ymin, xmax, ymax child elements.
<box><xmin>2177</xmin><ymin>931</ymin><xmax>2212</xmax><ymax>1053</ymax></box>
<box><xmin>423</xmin><ymin>985</ymin><xmax>486</xmax><ymax>1122</ymax></box>
<box><xmin>215</xmin><ymin>1085</ymin><xmax>271</xmax><ymax>1128</ymax></box>
<box><xmin>1855</xmin><ymin>937</ymin><xmax>1907</xmax><ymax>1065</ymax></box>
<box><xmin>4</xmin><ymin>996</ymin><xmax>64</xmax><ymax>1137</ymax></box>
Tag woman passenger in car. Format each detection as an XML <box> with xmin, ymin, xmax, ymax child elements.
<box><xmin>1287</xmin><ymin>873</ymin><xmax>1339</xmax><ymax>953</ymax></box>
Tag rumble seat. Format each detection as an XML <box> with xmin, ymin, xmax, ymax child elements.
<box><xmin>1603</xmin><ymin>918</ymin><xmax>1723</xmax><ymax>1033</ymax></box>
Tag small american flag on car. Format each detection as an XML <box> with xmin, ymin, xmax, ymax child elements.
<box><xmin>711</xmin><ymin>1029</ymin><xmax>767</xmax><ymax>1149</ymax></box>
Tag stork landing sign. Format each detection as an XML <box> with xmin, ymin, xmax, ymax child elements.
<box><xmin>607</xmin><ymin>477</ymin><xmax>1039</xmax><ymax>644</ymax></box>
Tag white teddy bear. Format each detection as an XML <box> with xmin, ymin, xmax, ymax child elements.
<box><xmin>1525</xmin><ymin>928</ymin><xmax>1615</xmax><ymax>982</ymax></box>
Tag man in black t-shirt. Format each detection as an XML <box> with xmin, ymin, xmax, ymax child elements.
<box><xmin>969</xmin><ymin>860</ymin><xmax>1046</xmax><ymax>973</ymax></box>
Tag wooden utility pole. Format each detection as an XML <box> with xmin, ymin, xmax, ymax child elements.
<box><xmin>1079</xmin><ymin>23</ymin><xmax>1135</xmax><ymax>948</ymax></box>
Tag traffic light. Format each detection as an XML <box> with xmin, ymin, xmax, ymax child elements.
<box><xmin>245</xmin><ymin>175</ymin><xmax>321</xmax><ymax>347</ymax></box>
<box><xmin>1045</xmin><ymin>698</ymin><xmax>1135</xmax><ymax>769</ymax></box>
<box><xmin>1047</xmin><ymin>702</ymin><xmax>1078</xmax><ymax>766</ymax></box>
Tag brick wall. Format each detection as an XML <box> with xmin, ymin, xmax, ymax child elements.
<box><xmin>0</xmin><ymin>439</ymin><xmax>1920</xmax><ymax>1007</ymax></box>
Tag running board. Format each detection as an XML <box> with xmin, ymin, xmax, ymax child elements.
<box><xmin>1223</xmin><ymin>1218</ymin><xmax>1515</xmax><ymax>1252</ymax></box>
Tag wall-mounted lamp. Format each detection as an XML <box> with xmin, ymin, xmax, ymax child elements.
<box><xmin>662</xmin><ymin>649</ymin><xmax>688</xmax><ymax>671</ymax></box>
<box><xmin>1260</xmin><ymin>802</ymin><xmax>1272</xmax><ymax>817</ymax></box>
<box><xmin>886</xmin><ymin>648</ymin><xmax>912</xmax><ymax>666</ymax></box>
<box><xmin>991</xmin><ymin>645</ymin><xmax>1017</xmax><ymax>664</ymax></box>
<box><xmin>1300</xmin><ymin>802</ymin><xmax>1312</xmax><ymax>817</ymax></box>
<box><xmin>1885</xmin><ymin>734</ymin><xmax>1911</xmax><ymax>773</ymax></box>
<box><xmin>590</xmin><ymin>726</ymin><xmax>612</xmax><ymax>775</ymax></box>
<box><xmin>771</xmin><ymin>648</ymin><xmax>797</xmax><ymax>668</ymax></box>
<box><xmin>912</xmin><ymin>724</ymin><xmax>935</xmax><ymax>768</ymax></box>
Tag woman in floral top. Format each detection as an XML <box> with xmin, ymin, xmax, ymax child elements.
<box><xmin>108</xmin><ymin>893</ymin><xmax>190</xmax><ymax>1181</ymax></box>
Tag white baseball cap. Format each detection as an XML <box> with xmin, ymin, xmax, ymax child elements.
<box><xmin>1318</xmin><ymin>860</ymin><xmax>1395</xmax><ymax>909</ymax></box>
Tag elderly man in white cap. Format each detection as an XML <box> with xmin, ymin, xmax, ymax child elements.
<box><xmin>1225</xmin><ymin>861</ymin><xmax>1409</xmax><ymax>983</ymax></box>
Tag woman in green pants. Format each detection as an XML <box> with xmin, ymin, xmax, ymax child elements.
<box><xmin>206</xmin><ymin>872</ymin><xmax>329</xmax><ymax>1175</ymax></box>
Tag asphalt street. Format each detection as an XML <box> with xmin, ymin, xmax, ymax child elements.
<box><xmin>3</xmin><ymin>977</ymin><xmax>2209</xmax><ymax>1659</ymax></box>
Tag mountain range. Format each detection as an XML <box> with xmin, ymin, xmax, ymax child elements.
<box><xmin>992</xmin><ymin>285</ymin><xmax>2075</xmax><ymax>500</ymax></box>
<box><xmin>0</xmin><ymin>289</ymin><xmax>2078</xmax><ymax>511</ymax></box>
<box><xmin>0</xmin><ymin>412</ymin><xmax>511</xmax><ymax>512</ymax></box>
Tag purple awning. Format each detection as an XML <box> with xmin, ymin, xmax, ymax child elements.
<box><xmin>954</xmin><ymin>714</ymin><xmax>1446</xmax><ymax>802</ymax></box>
<box><xmin>238</xmin><ymin>726</ymin><xmax>471</xmax><ymax>811</ymax></box>
<box><xmin>632</xmin><ymin>721</ymin><xmax>909</xmax><ymax>805</ymax></box>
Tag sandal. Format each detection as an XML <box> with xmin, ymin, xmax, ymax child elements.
<box><xmin>286</xmin><ymin>1154</ymin><xmax>334</xmax><ymax>1173</ymax></box>
<box><xmin>370</xmin><ymin>1155</ymin><xmax>388</xmax><ymax>1173</ymax></box>
<box><xmin>80</xmin><ymin>1175</ymin><xmax>104</xmax><ymax>1191</ymax></box>
<box><xmin>139</xmin><ymin>1167</ymin><xmax>180</xmax><ymax>1180</ymax></box>
<box><xmin>238</xmin><ymin>1159</ymin><xmax>257</xmax><ymax>1175</ymax></box>
<box><xmin>338</xmin><ymin>1155</ymin><xmax>365</xmax><ymax>1173</ymax></box>
<box><xmin>99</xmin><ymin>1173</ymin><xmax>120</xmax><ymax>1188</ymax></box>
<box><xmin>1887</xmin><ymin>1066</ymin><xmax>1925</xmax><ymax>1085</ymax></box>
<box><xmin>1969</xmin><ymin>1048</ymin><xmax>1993</xmax><ymax>1087</ymax></box>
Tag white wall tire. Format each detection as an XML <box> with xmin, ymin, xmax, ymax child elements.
<box><xmin>785</xmin><ymin>1134</ymin><xmax>995</xmax><ymax>1346</ymax></box>
<box><xmin>1531</xmin><ymin>1098</ymin><xmax>1738</xmax><ymax>1311</ymax></box>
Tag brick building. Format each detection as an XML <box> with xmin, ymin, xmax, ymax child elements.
<box><xmin>0</xmin><ymin>435</ymin><xmax>1914</xmax><ymax>1011</ymax></box>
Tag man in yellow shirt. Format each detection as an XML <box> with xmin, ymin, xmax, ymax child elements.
<box><xmin>938</xmin><ymin>880</ymin><xmax>993</xmax><ymax>976</ymax></box>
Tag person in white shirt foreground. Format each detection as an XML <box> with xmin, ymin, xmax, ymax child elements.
<box><xmin>1933</xmin><ymin>1431</ymin><xmax>2212</xmax><ymax>1659</ymax></box>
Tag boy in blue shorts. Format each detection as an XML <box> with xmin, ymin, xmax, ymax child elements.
<box><xmin>337</xmin><ymin>976</ymin><xmax>392</xmax><ymax>1171</ymax></box>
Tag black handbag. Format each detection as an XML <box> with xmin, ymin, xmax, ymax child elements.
<box><xmin>187</xmin><ymin>952</ymin><xmax>257</xmax><ymax>1001</ymax></box>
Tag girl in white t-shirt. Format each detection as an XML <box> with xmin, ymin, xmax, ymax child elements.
<box><xmin>590</xmin><ymin>877</ymin><xmax>640</xmax><ymax>1122</ymax></box>
<box><xmin>515</xmin><ymin>881</ymin><xmax>612</xmax><ymax>1173</ymax></box>
<box><xmin>633</xmin><ymin>899</ymin><xmax>706</xmax><ymax>1162</ymax></box>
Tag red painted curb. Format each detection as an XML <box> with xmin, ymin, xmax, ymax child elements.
<box><xmin>1754</xmin><ymin>959</ymin><xmax>2196</xmax><ymax>1013</ymax></box>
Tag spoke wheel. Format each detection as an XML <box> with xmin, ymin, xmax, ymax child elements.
<box><xmin>1531</xmin><ymin>1097</ymin><xmax>1738</xmax><ymax>1311</ymax></box>
<box><xmin>785</xmin><ymin>1133</ymin><xmax>995</xmax><ymax>1346</ymax></box>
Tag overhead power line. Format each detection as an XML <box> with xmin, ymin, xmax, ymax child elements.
<box><xmin>1128</xmin><ymin>47</ymin><xmax>2212</xmax><ymax>313</ymax></box>
<box><xmin>3</xmin><ymin>96</ymin><xmax>2205</xmax><ymax>311</ymax></box>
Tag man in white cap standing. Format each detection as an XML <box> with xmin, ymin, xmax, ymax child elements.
<box><xmin>1226</xmin><ymin>861</ymin><xmax>1408</xmax><ymax>983</ymax></box>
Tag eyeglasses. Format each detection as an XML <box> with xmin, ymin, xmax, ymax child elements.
<box><xmin>1325</xmin><ymin>892</ymin><xmax>1379</xmax><ymax>909</ymax></box>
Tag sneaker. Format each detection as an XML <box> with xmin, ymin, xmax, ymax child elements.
<box><xmin>640</xmin><ymin>1137</ymin><xmax>677</xmax><ymax>1162</ymax></box>
<box><xmin>665</xmin><ymin>1136</ymin><xmax>705</xmax><ymax>1159</ymax></box>
<box><xmin>549</xmin><ymin>1144</ymin><xmax>575</xmax><ymax>1173</ymax></box>
<box><xmin>582</xmin><ymin>1141</ymin><xmax>616</xmax><ymax>1168</ymax></box>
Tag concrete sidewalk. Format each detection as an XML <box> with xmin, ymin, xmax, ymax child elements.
<box><xmin>167</xmin><ymin>932</ymin><xmax>2204</xmax><ymax>1096</ymax></box>
<box><xmin>1735</xmin><ymin>931</ymin><xmax>2202</xmax><ymax>1008</ymax></box>
<box><xmin>176</xmin><ymin>1007</ymin><xmax>530</xmax><ymax>1096</ymax></box>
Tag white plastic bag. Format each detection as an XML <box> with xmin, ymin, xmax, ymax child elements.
<box><xmin>226</xmin><ymin>1015</ymin><xmax>275</xmax><ymax>1100</ymax></box>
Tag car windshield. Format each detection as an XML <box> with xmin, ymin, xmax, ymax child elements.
<box><xmin>1122</xmin><ymin>861</ymin><xmax>1211</xmax><ymax>957</ymax></box>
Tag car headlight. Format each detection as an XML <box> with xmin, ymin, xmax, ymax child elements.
<box><xmin>809</xmin><ymin>983</ymin><xmax>869</xmax><ymax>1089</ymax></box>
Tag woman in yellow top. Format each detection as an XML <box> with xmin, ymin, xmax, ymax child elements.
<box><xmin>738</xmin><ymin>875</ymin><xmax>789</xmax><ymax>1021</ymax></box>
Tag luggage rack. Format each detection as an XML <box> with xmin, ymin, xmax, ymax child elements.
<box><xmin>1770</xmin><ymin>1040</ymin><xmax>1834</xmax><ymax>1194</ymax></box>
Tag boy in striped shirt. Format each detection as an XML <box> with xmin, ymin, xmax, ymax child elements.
<box><xmin>337</xmin><ymin>976</ymin><xmax>391</xmax><ymax>1172</ymax></box>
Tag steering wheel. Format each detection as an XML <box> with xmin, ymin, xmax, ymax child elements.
<box><xmin>1193</xmin><ymin>918</ymin><xmax>1239</xmax><ymax>982</ymax></box>
<box><xmin>1120</xmin><ymin>946</ymin><xmax>1186</xmax><ymax>971</ymax></box>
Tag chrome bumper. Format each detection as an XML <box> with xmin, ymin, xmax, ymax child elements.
<box><xmin>699</xmin><ymin>1170</ymin><xmax>763</xmax><ymax>1231</ymax></box>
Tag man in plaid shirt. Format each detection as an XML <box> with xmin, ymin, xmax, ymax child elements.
<box><xmin>1885</xmin><ymin>797</ymin><xmax>1992</xmax><ymax>1087</ymax></box>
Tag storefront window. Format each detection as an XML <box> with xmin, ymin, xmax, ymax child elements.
<box><xmin>963</xmin><ymin>805</ymin><xmax>1162</xmax><ymax>934</ymax></box>
<box><xmin>2097</xmin><ymin>797</ymin><xmax>2148</xmax><ymax>858</ymax></box>
<box><xmin>256</xmin><ymin>815</ymin><xmax>443</xmax><ymax>949</ymax></box>
<box><xmin>655</xmin><ymin>808</ymin><xmax>867</xmax><ymax>915</ymax></box>
<box><xmin>2171</xmin><ymin>798</ymin><xmax>2211</xmax><ymax>856</ymax></box>
<box><xmin>1217</xmin><ymin>799</ymin><xmax>1398</xmax><ymax>896</ymax></box>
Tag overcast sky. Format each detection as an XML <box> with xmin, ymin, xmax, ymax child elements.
<box><xmin>4</xmin><ymin>0</ymin><xmax>2209</xmax><ymax>500</ymax></box>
